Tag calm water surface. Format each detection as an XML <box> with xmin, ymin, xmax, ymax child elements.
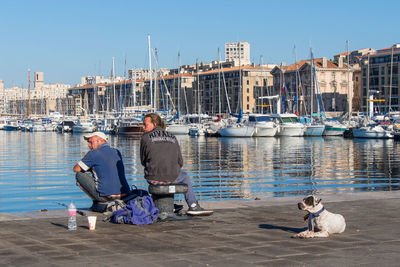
<box><xmin>1</xmin><ymin>131</ymin><xmax>399</xmax><ymax>213</ymax></box>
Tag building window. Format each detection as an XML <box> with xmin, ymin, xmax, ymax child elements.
<box><xmin>247</xmin><ymin>88</ymin><xmax>249</xmax><ymax>93</ymax></box>
<box><xmin>247</xmin><ymin>104</ymin><xmax>250</xmax><ymax>109</ymax></box>
<box><xmin>246</xmin><ymin>80</ymin><xmax>249</xmax><ymax>85</ymax></box>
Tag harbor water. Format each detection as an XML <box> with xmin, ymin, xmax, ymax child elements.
<box><xmin>0</xmin><ymin>131</ymin><xmax>399</xmax><ymax>213</ymax></box>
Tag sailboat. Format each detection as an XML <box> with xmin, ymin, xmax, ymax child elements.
<box><xmin>166</xmin><ymin>51</ymin><xmax>189</xmax><ymax>135</ymax></box>
<box><xmin>303</xmin><ymin>48</ymin><xmax>325</xmax><ymax>136</ymax></box>
<box><xmin>218</xmin><ymin>50</ymin><xmax>255</xmax><ymax>137</ymax></box>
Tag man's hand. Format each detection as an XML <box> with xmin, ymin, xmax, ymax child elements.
<box><xmin>73</xmin><ymin>164</ymin><xmax>82</xmax><ymax>173</ymax></box>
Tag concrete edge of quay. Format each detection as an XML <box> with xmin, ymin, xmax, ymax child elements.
<box><xmin>1</xmin><ymin>190</ymin><xmax>400</xmax><ymax>222</ymax></box>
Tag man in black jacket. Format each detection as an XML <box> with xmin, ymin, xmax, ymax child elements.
<box><xmin>140</xmin><ymin>113</ymin><xmax>212</xmax><ymax>215</ymax></box>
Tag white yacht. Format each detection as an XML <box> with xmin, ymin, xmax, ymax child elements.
<box><xmin>248</xmin><ymin>114</ymin><xmax>278</xmax><ymax>137</ymax></box>
<box><xmin>353</xmin><ymin>124</ymin><xmax>393</xmax><ymax>139</ymax></box>
<box><xmin>218</xmin><ymin>123</ymin><xmax>255</xmax><ymax>137</ymax></box>
<box><xmin>72</xmin><ymin>119</ymin><xmax>96</xmax><ymax>133</ymax></box>
<box><xmin>166</xmin><ymin>123</ymin><xmax>189</xmax><ymax>135</ymax></box>
<box><xmin>273</xmin><ymin>114</ymin><xmax>305</xmax><ymax>136</ymax></box>
<box><xmin>30</xmin><ymin>121</ymin><xmax>46</xmax><ymax>132</ymax></box>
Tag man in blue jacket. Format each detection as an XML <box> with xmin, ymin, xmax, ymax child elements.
<box><xmin>73</xmin><ymin>132</ymin><xmax>130</xmax><ymax>212</ymax></box>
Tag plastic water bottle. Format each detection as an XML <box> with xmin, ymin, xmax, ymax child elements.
<box><xmin>68</xmin><ymin>202</ymin><xmax>77</xmax><ymax>231</ymax></box>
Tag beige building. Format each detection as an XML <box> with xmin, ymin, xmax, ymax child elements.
<box><xmin>2</xmin><ymin>82</ymin><xmax>71</xmax><ymax>115</ymax></box>
<box><xmin>197</xmin><ymin>64</ymin><xmax>276</xmax><ymax>114</ymax></box>
<box><xmin>271</xmin><ymin>57</ymin><xmax>353</xmax><ymax>115</ymax></box>
<box><xmin>68</xmin><ymin>63</ymin><xmax>277</xmax><ymax>116</ymax></box>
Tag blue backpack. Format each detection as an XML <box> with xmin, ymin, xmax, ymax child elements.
<box><xmin>110</xmin><ymin>190</ymin><xmax>159</xmax><ymax>225</ymax></box>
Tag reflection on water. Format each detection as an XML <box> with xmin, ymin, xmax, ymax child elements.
<box><xmin>0</xmin><ymin>131</ymin><xmax>399</xmax><ymax>212</ymax></box>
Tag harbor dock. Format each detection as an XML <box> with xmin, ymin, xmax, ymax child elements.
<box><xmin>1</xmin><ymin>191</ymin><xmax>400</xmax><ymax>266</ymax></box>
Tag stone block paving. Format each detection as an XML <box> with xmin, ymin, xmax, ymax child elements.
<box><xmin>1</xmin><ymin>196</ymin><xmax>400</xmax><ymax>266</ymax></box>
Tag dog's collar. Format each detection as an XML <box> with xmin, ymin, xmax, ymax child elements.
<box><xmin>308</xmin><ymin>207</ymin><xmax>325</xmax><ymax>230</ymax></box>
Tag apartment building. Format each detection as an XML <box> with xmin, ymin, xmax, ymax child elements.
<box><xmin>225</xmin><ymin>42</ymin><xmax>250</xmax><ymax>66</ymax></box>
<box><xmin>271</xmin><ymin>57</ymin><xmax>353</xmax><ymax>115</ymax></box>
<box><xmin>197</xmin><ymin>64</ymin><xmax>276</xmax><ymax>114</ymax></box>
<box><xmin>360</xmin><ymin>44</ymin><xmax>400</xmax><ymax>112</ymax></box>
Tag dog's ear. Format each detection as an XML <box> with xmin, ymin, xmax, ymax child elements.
<box><xmin>304</xmin><ymin>196</ymin><xmax>314</xmax><ymax>206</ymax></box>
<box><xmin>314</xmin><ymin>196</ymin><xmax>322</xmax><ymax>205</ymax></box>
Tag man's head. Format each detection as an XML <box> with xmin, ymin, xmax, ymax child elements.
<box><xmin>83</xmin><ymin>132</ymin><xmax>108</xmax><ymax>150</ymax></box>
<box><xmin>143</xmin><ymin>113</ymin><xmax>165</xmax><ymax>133</ymax></box>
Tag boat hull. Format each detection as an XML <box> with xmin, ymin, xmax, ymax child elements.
<box><xmin>277</xmin><ymin>124</ymin><xmax>304</xmax><ymax>136</ymax></box>
<box><xmin>353</xmin><ymin>127</ymin><xmax>393</xmax><ymax>139</ymax></box>
<box><xmin>117</xmin><ymin>125</ymin><xmax>144</xmax><ymax>136</ymax></box>
<box><xmin>166</xmin><ymin>124</ymin><xmax>189</xmax><ymax>135</ymax></box>
<box><xmin>218</xmin><ymin>126</ymin><xmax>255</xmax><ymax>137</ymax></box>
<box><xmin>72</xmin><ymin>126</ymin><xmax>96</xmax><ymax>133</ymax></box>
<box><xmin>253</xmin><ymin>126</ymin><xmax>278</xmax><ymax>137</ymax></box>
<box><xmin>304</xmin><ymin>124</ymin><xmax>325</xmax><ymax>136</ymax></box>
<box><xmin>323</xmin><ymin>126</ymin><xmax>346</xmax><ymax>136</ymax></box>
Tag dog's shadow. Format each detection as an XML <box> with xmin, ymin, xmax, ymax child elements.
<box><xmin>259</xmin><ymin>224</ymin><xmax>307</xmax><ymax>234</ymax></box>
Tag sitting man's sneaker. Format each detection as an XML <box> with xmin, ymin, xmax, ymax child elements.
<box><xmin>90</xmin><ymin>201</ymin><xmax>108</xmax><ymax>213</ymax></box>
<box><xmin>174</xmin><ymin>204</ymin><xmax>184</xmax><ymax>213</ymax></box>
<box><xmin>187</xmin><ymin>202</ymin><xmax>213</xmax><ymax>216</ymax></box>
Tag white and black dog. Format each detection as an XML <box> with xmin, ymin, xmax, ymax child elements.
<box><xmin>293</xmin><ymin>195</ymin><xmax>346</xmax><ymax>238</ymax></box>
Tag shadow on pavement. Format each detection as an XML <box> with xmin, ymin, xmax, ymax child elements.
<box><xmin>51</xmin><ymin>222</ymin><xmax>68</xmax><ymax>229</ymax></box>
<box><xmin>259</xmin><ymin>224</ymin><xmax>306</xmax><ymax>233</ymax></box>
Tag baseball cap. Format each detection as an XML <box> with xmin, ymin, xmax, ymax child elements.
<box><xmin>83</xmin><ymin>132</ymin><xmax>108</xmax><ymax>141</ymax></box>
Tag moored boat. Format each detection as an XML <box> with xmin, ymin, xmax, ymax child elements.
<box><xmin>166</xmin><ymin>123</ymin><xmax>189</xmax><ymax>135</ymax></box>
<box><xmin>218</xmin><ymin>123</ymin><xmax>255</xmax><ymax>137</ymax></box>
<box><xmin>353</xmin><ymin>124</ymin><xmax>393</xmax><ymax>139</ymax></box>
<box><xmin>116</xmin><ymin>119</ymin><xmax>144</xmax><ymax>136</ymax></box>
<box><xmin>248</xmin><ymin>114</ymin><xmax>278</xmax><ymax>137</ymax></box>
<box><xmin>72</xmin><ymin>119</ymin><xmax>96</xmax><ymax>133</ymax></box>
<box><xmin>273</xmin><ymin>113</ymin><xmax>305</xmax><ymax>137</ymax></box>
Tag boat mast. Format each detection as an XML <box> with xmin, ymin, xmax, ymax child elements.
<box><xmin>260</xmin><ymin>55</ymin><xmax>264</xmax><ymax>114</ymax></box>
<box><xmin>28</xmin><ymin>69</ymin><xmax>31</xmax><ymax>118</ymax></box>
<box><xmin>178</xmin><ymin>51</ymin><xmax>181</xmax><ymax>115</ymax></box>
<box><xmin>154</xmin><ymin>48</ymin><xmax>158</xmax><ymax>112</ymax></box>
<box><xmin>93</xmin><ymin>64</ymin><xmax>97</xmax><ymax>116</ymax></box>
<box><xmin>148</xmin><ymin>35</ymin><xmax>153</xmax><ymax>111</ymax></box>
<box><xmin>367</xmin><ymin>55</ymin><xmax>371</xmax><ymax>118</ymax></box>
<box><xmin>132</xmin><ymin>69</ymin><xmax>136</xmax><ymax>109</ymax></box>
<box><xmin>238</xmin><ymin>42</ymin><xmax>242</xmax><ymax>113</ymax></box>
<box><xmin>196</xmin><ymin>59</ymin><xmax>200</xmax><ymax>120</ymax></box>
<box><xmin>294</xmin><ymin>44</ymin><xmax>298</xmax><ymax>115</ymax></box>
<box><xmin>112</xmin><ymin>57</ymin><xmax>116</xmax><ymax>114</ymax></box>
<box><xmin>389</xmin><ymin>45</ymin><xmax>394</xmax><ymax>114</ymax></box>
<box><xmin>347</xmin><ymin>40</ymin><xmax>351</xmax><ymax>122</ymax></box>
<box><xmin>310</xmin><ymin>47</ymin><xmax>314</xmax><ymax>123</ymax></box>
<box><xmin>218</xmin><ymin>48</ymin><xmax>221</xmax><ymax>115</ymax></box>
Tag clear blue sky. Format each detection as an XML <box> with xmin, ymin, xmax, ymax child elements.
<box><xmin>0</xmin><ymin>0</ymin><xmax>398</xmax><ymax>88</ymax></box>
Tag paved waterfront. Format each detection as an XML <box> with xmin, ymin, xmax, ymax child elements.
<box><xmin>1</xmin><ymin>191</ymin><xmax>400</xmax><ymax>266</ymax></box>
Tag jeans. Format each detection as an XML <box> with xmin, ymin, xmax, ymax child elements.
<box><xmin>75</xmin><ymin>172</ymin><xmax>106</xmax><ymax>202</ymax></box>
<box><xmin>174</xmin><ymin>170</ymin><xmax>197</xmax><ymax>206</ymax></box>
